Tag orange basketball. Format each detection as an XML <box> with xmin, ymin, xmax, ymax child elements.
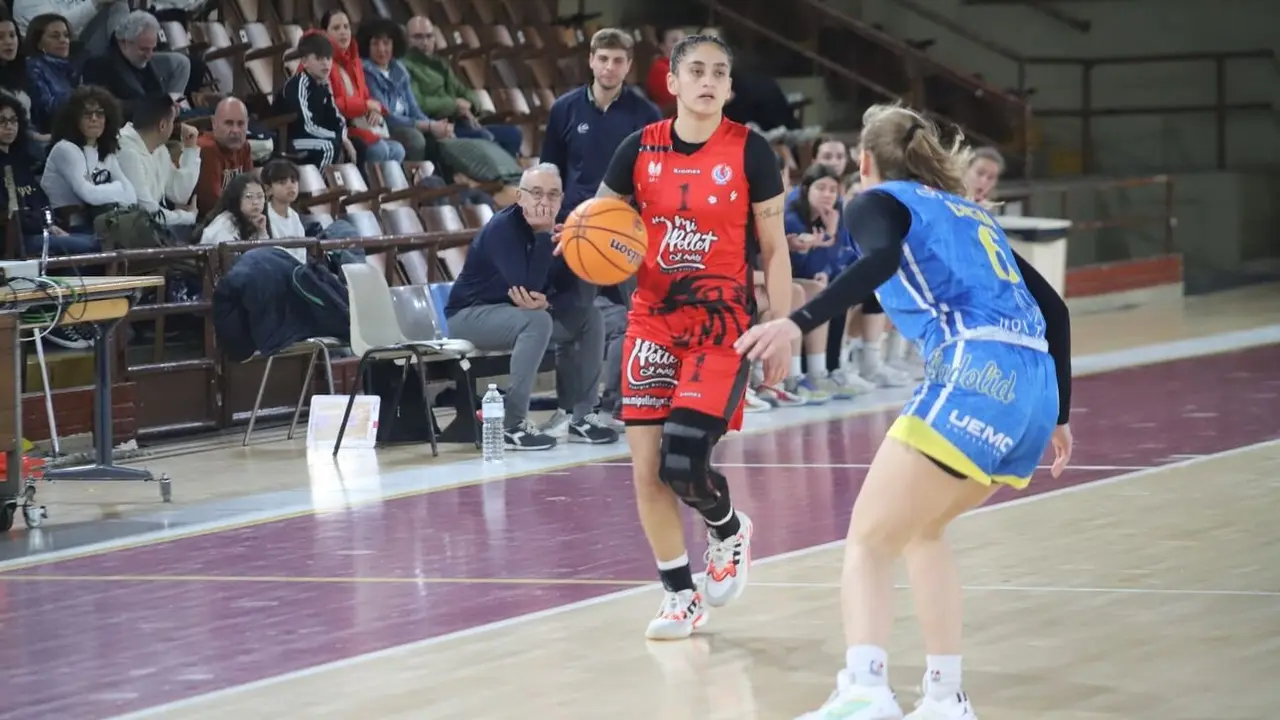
<box><xmin>559</xmin><ymin>197</ymin><xmax>648</xmax><ymax>286</ymax></box>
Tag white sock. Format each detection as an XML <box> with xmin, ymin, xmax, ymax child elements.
<box><xmin>925</xmin><ymin>655</ymin><xmax>962</xmax><ymax>700</ymax></box>
<box><xmin>842</xmin><ymin>338</ymin><xmax>863</xmax><ymax>370</ymax></box>
<box><xmin>805</xmin><ymin>353</ymin><xmax>827</xmax><ymax>376</ymax></box>
<box><xmin>789</xmin><ymin>355</ymin><xmax>803</xmax><ymax>378</ymax></box>
<box><xmin>845</xmin><ymin>644</ymin><xmax>889</xmax><ymax>687</ymax></box>
<box><xmin>656</xmin><ymin>553</ymin><xmax>689</xmax><ymax>571</ymax></box>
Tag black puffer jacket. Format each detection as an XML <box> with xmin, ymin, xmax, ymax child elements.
<box><xmin>213</xmin><ymin>246</ymin><xmax>350</xmax><ymax>361</ymax></box>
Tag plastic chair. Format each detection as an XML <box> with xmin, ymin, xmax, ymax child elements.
<box><xmin>242</xmin><ymin>337</ymin><xmax>341</xmax><ymax>446</ymax></box>
<box><xmin>333</xmin><ymin>264</ymin><xmax>476</xmax><ymax>457</ymax></box>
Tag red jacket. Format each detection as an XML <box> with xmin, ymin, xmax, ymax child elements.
<box><xmin>299</xmin><ymin>29</ymin><xmax>385</xmax><ymax>146</ymax></box>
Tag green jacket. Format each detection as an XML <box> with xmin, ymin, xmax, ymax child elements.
<box><xmin>401</xmin><ymin>50</ymin><xmax>480</xmax><ymax>120</ymax></box>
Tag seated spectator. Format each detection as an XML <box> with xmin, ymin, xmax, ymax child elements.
<box><xmin>195</xmin><ymin>172</ymin><xmax>268</xmax><ymax>247</ymax></box>
<box><xmin>444</xmin><ymin>163</ymin><xmax>617</xmax><ymax>451</ymax></box>
<box><xmin>644</xmin><ymin>26</ymin><xmax>685</xmax><ymax>115</ymax></box>
<box><xmin>0</xmin><ymin>17</ymin><xmax>31</xmax><ymax>118</ymax></box>
<box><xmin>22</xmin><ymin>13</ymin><xmax>77</xmax><ymax>135</ymax></box>
<box><xmin>402</xmin><ymin>15</ymin><xmax>522</xmax><ymax>157</ymax></box>
<box><xmin>0</xmin><ymin>94</ymin><xmax>100</xmax><ymax>347</ymax></box>
<box><xmin>0</xmin><ymin>93</ymin><xmax>98</xmax><ymax>259</ymax></box>
<box><xmin>41</xmin><ymin>85</ymin><xmax>136</xmax><ymax>228</ymax></box>
<box><xmin>195</xmin><ymin>97</ymin><xmax>252</xmax><ymax>217</ymax></box>
<box><xmin>261</xmin><ymin>158</ymin><xmax>306</xmax><ymax>262</ymax></box>
<box><xmin>80</xmin><ymin>11</ymin><xmax>191</xmax><ymax>122</ymax></box>
<box><xmin>359</xmin><ymin>18</ymin><xmax>449</xmax><ymax>164</ymax></box>
<box><xmin>310</xmin><ymin>10</ymin><xmax>404</xmax><ymax>165</ymax></box>
<box><xmin>785</xmin><ymin>162</ymin><xmax>865</xmax><ymax>399</ymax></box>
<box><xmin>14</xmin><ymin>0</ymin><xmax>126</xmax><ymax>60</ymax></box>
<box><xmin>117</xmin><ymin>93</ymin><xmax>200</xmax><ymax>241</ymax></box>
<box><xmin>279</xmin><ymin>32</ymin><xmax>355</xmax><ymax>168</ymax></box>
<box><xmin>965</xmin><ymin>146</ymin><xmax>1005</xmax><ymax>203</ymax></box>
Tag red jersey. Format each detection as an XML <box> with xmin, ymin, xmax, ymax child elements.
<box><xmin>630</xmin><ymin>119</ymin><xmax>753</xmax><ymax>324</ymax></box>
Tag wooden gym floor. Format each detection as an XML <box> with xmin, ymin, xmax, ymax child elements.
<box><xmin>0</xmin><ymin>283</ymin><xmax>1275</xmax><ymax>719</ymax></box>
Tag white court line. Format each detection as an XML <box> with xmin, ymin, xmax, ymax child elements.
<box><xmin>750</xmin><ymin>581</ymin><xmax>1280</xmax><ymax>597</ymax></box>
<box><xmin>592</xmin><ymin>463</ymin><xmax>1153</xmax><ymax>471</ymax></box>
<box><xmin>5</xmin><ymin>323</ymin><xmax>1276</xmax><ymax>574</ymax></box>
<box><xmin>110</xmin><ymin>437</ymin><xmax>1280</xmax><ymax>720</ymax></box>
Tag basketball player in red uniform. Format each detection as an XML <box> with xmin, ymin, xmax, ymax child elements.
<box><xmin>583</xmin><ymin>34</ymin><xmax>793</xmax><ymax>639</ymax></box>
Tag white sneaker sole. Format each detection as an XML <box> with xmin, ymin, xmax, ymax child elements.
<box><xmin>645</xmin><ymin>606</ymin><xmax>708</xmax><ymax>640</ymax></box>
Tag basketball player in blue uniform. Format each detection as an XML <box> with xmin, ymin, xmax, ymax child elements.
<box><xmin>735</xmin><ymin>103</ymin><xmax>1074</xmax><ymax>720</ymax></box>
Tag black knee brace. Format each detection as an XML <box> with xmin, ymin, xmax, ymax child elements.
<box><xmin>658</xmin><ymin>409</ymin><xmax>728</xmax><ymax>512</ymax></box>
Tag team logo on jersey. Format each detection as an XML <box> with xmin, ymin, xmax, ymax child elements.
<box><xmin>711</xmin><ymin>163</ymin><xmax>733</xmax><ymax>185</ymax></box>
<box><xmin>577</xmin><ymin>122</ymin><xmax>590</xmax><ymax>134</ymax></box>
<box><xmin>626</xmin><ymin>339</ymin><xmax>679</xmax><ymax>388</ymax></box>
<box><xmin>651</xmin><ymin>216</ymin><xmax>719</xmax><ymax>272</ymax></box>
<box><xmin>647</xmin><ymin>160</ymin><xmax>662</xmax><ymax>181</ymax></box>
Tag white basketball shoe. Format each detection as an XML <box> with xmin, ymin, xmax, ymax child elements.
<box><xmin>645</xmin><ymin>588</ymin><xmax>708</xmax><ymax>640</ymax></box>
<box><xmin>795</xmin><ymin>671</ymin><xmax>903</xmax><ymax>719</ymax></box>
<box><xmin>703</xmin><ymin>511</ymin><xmax>754</xmax><ymax>607</ymax></box>
<box><xmin>906</xmin><ymin>675</ymin><xmax>978</xmax><ymax>719</ymax></box>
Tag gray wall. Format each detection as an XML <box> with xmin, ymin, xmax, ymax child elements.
<box><xmin>847</xmin><ymin>0</ymin><xmax>1280</xmax><ymax>173</ymax></box>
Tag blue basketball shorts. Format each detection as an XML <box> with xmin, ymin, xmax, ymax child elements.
<box><xmin>887</xmin><ymin>339</ymin><xmax>1059</xmax><ymax>489</ymax></box>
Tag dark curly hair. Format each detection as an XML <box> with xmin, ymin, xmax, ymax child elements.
<box><xmin>51</xmin><ymin>85</ymin><xmax>123</xmax><ymax>156</ymax></box>
<box><xmin>356</xmin><ymin>17</ymin><xmax>406</xmax><ymax>59</ymax></box>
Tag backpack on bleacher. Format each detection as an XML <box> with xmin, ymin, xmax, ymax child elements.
<box><xmin>93</xmin><ymin>206</ymin><xmax>199</xmax><ymax>277</ymax></box>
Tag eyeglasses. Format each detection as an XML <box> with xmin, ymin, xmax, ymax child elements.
<box><xmin>0</xmin><ymin>116</ymin><xmax>18</xmax><ymax>127</ymax></box>
<box><xmin>519</xmin><ymin>187</ymin><xmax>562</xmax><ymax>202</ymax></box>
<box><xmin>242</xmin><ymin>192</ymin><xmax>266</xmax><ymax>201</ymax></box>
<box><xmin>82</xmin><ymin>108</ymin><xmax>106</xmax><ymax>119</ymax></box>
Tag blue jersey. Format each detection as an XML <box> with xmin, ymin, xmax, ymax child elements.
<box><xmin>865</xmin><ymin>181</ymin><xmax>1047</xmax><ymax>359</ymax></box>
<box><xmin>867</xmin><ymin>181</ymin><xmax>1058</xmax><ymax>490</ymax></box>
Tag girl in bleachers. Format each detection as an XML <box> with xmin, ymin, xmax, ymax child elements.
<box><xmin>785</xmin><ymin>163</ymin><xmax>866</xmax><ymax>400</ymax></box>
<box><xmin>261</xmin><ymin>159</ymin><xmax>306</xmax><ymax>262</ymax></box>
<box><xmin>21</xmin><ymin>14</ymin><xmax>76</xmax><ymax>136</ymax></box>
<box><xmin>195</xmin><ymin>173</ymin><xmax>269</xmax><ymax>247</ymax></box>
<box><xmin>41</xmin><ymin>86</ymin><xmax>136</xmax><ymax>229</ymax></box>
<box><xmin>310</xmin><ymin>10</ymin><xmax>405</xmax><ymax>166</ymax></box>
<box><xmin>965</xmin><ymin>146</ymin><xmax>1005</xmax><ymax>203</ymax></box>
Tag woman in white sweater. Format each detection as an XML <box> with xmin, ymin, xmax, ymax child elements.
<box><xmin>40</xmin><ymin>86</ymin><xmax>136</xmax><ymax>230</ymax></box>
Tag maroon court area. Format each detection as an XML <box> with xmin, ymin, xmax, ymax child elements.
<box><xmin>0</xmin><ymin>345</ymin><xmax>1276</xmax><ymax>718</ymax></box>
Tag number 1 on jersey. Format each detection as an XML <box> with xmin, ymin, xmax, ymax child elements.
<box><xmin>677</xmin><ymin>182</ymin><xmax>690</xmax><ymax>212</ymax></box>
<box><xmin>978</xmin><ymin>225</ymin><xmax>1020</xmax><ymax>284</ymax></box>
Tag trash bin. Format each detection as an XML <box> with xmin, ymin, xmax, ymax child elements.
<box><xmin>999</xmin><ymin>216</ymin><xmax>1071</xmax><ymax>297</ymax></box>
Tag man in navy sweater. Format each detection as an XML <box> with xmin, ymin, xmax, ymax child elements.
<box><xmin>444</xmin><ymin>163</ymin><xmax>619</xmax><ymax>451</ymax></box>
<box><xmin>540</xmin><ymin>28</ymin><xmax>662</xmax><ymax>223</ymax></box>
<box><xmin>539</xmin><ymin>28</ymin><xmax>658</xmax><ymax>432</ymax></box>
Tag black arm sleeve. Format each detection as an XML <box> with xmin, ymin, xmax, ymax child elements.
<box><xmin>600</xmin><ymin>129</ymin><xmax>643</xmax><ymax>196</ymax></box>
<box><xmin>790</xmin><ymin>190</ymin><xmax>911</xmax><ymax>334</ymax></box>
<box><xmin>1013</xmin><ymin>250</ymin><xmax>1072</xmax><ymax>425</ymax></box>
<box><xmin>743</xmin><ymin>131</ymin><xmax>785</xmax><ymax>202</ymax></box>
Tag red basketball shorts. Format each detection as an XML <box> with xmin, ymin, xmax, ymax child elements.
<box><xmin>619</xmin><ymin>310</ymin><xmax>751</xmax><ymax>432</ymax></box>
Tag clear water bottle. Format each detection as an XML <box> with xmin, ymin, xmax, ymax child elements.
<box><xmin>481</xmin><ymin>384</ymin><xmax>505</xmax><ymax>462</ymax></box>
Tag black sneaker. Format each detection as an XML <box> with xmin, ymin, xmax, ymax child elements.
<box><xmin>568</xmin><ymin>414</ymin><xmax>620</xmax><ymax>444</ymax></box>
<box><xmin>504</xmin><ymin>421</ymin><xmax>557</xmax><ymax>451</ymax></box>
<box><xmin>44</xmin><ymin>325</ymin><xmax>94</xmax><ymax>350</ymax></box>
